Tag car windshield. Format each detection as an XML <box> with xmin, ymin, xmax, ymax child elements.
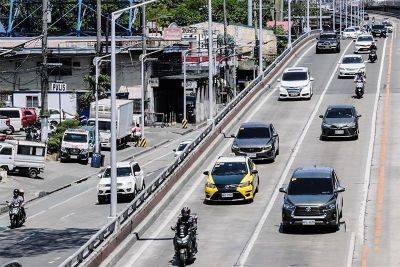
<box><xmin>177</xmin><ymin>143</ymin><xmax>189</xmax><ymax>151</ymax></box>
<box><xmin>212</xmin><ymin>162</ymin><xmax>248</xmax><ymax>176</ymax></box>
<box><xmin>103</xmin><ymin>167</ymin><xmax>132</xmax><ymax>178</ymax></box>
<box><xmin>88</xmin><ymin>120</ymin><xmax>111</xmax><ymax>131</ymax></box>
<box><xmin>345</xmin><ymin>28</ymin><xmax>355</xmax><ymax>32</ymax></box>
<box><xmin>320</xmin><ymin>34</ymin><xmax>336</xmax><ymax>39</ymax></box>
<box><xmin>288</xmin><ymin>178</ymin><xmax>333</xmax><ymax>195</ymax></box>
<box><xmin>342</xmin><ymin>57</ymin><xmax>363</xmax><ymax>64</ymax></box>
<box><xmin>282</xmin><ymin>72</ymin><xmax>308</xmax><ymax>81</ymax></box>
<box><xmin>357</xmin><ymin>36</ymin><xmax>373</xmax><ymax>42</ymax></box>
<box><xmin>325</xmin><ymin>108</ymin><xmax>353</xmax><ymax>118</ymax></box>
<box><xmin>63</xmin><ymin>133</ymin><xmax>87</xmax><ymax>143</ymax></box>
<box><xmin>372</xmin><ymin>25</ymin><xmax>385</xmax><ymax>29</ymax></box>
<box><xmin>237</xmin><ymin>127</ymin><xmax>270</xmax><ymax>139</ymax></box>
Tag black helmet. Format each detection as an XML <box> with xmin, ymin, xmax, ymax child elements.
<box><xmin>13</xmin><ymin>189</ymin><xmax>19</xmax><ymax>197</ymax></box>
<box><xmin>181</xmin><ymin>207</ymin><xmax>191</xmax><ymax>219</ymax></box>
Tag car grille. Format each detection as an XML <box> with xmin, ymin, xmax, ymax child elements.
<box><xmin>211</xmin><ymin>191</ymin><xmax>243</xmax><ymax>201</ymax></box>
<box><xmin>286</xmin><ymin>88</ymin><xmax>301</xmax><ymax>96</ymax></box>
<box><xmin>216</xmin><ymin>184</ymin><xmax>238</xmax><ymax>192</ymax></box>
<box><xmin>68</xmin><ymin>148</ymin><xmax>80</xmax><ymax>155</ymax></box>
<box><xmin>294</xmin><ymin>206</ymin><xmax>325</xmax><ymax>216</ymax></box>
<box><xmin>322</xmin><ymin>127</ymin><xmax>357</xmax><ymax>136</ymax></box>
<box><xmin>240</xmin><ymin>147</ymin><xmax>262</xmax><ymax>153</ymax></box>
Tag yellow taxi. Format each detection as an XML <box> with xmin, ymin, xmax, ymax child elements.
<box><xmin>204</xmin><ymin>156</ymin><xmax>259</xmax><ymax>202</ymax></box>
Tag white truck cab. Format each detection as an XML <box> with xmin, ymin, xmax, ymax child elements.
<box><xmin>97</xmin><ymin>160</ymin><xmax>145</xmax><ymax>204</ymax></box>
<box><xmin>60</xmin><ymin>128</ymin><xmax>92</xmax><ymax>164</ymax></box>
<box><xmin>0</xmin><ymin>140</ymin><xmax>46</xmax><ymax>178</ymax></box>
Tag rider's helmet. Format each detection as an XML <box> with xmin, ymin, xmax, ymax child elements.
<box><xmin>181</xmin><ymin>207</ymin><xmax>191</xmax><ymax>221</ymax></box>
<box><xmin>13</xmin><ymin>189</ymin><xmax>20</xmax><ymax>198</ymax></box>
<box><xmin>358</xmin><ymin>70</ymin><xmax>363</xmax><ymax>75</ymax></box>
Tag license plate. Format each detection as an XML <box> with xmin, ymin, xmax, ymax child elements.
<box><xmin>247</xmin><ymin>153</ymin><xmax>257</xmax><ymax>158</ymax></box>
<box><xmin>221</xmin><ymin>193</ymin><xmax>233</xmax><ymax>198</ymax></box>
<box><xmin>70</xmin><ymin>155</ymin><xmax>78</xmax><ymax>159</ymax></box>
<box><xmin>289</xmin><ymin>93</ymin><xmax>300</xmax><ymax>97</ymax></box>
<box><xmin>302</xmin><ymin>220</ymin><xmax>316</xmax><ymax>225</ymax></box>
<box><xmin>335</xmin><ymin>130</ymin><xmax>344</xmax><ymax>135</ymax></box>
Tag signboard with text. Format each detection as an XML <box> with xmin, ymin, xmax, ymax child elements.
<box><xmin>51</xmin><ymin>82</ymin><xmax>67</xmax><ymax>92</ymax></box>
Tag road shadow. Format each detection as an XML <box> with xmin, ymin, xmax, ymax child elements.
<box><xmin>279</xmin><ymin>224</ymin><xmax>339</xmax><ymax>235</ymax></box>
<box><xmin>0</xmin><ymin>227</ymin><xmax>98</xmax><ymax>260</ymax></box>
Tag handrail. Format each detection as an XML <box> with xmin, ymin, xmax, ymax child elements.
<box><xmin>60</xmin><ymin>29</ymin><xmax>321</xmax><ymax>267</ymax></box>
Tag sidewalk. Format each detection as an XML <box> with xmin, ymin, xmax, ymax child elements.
<box><xmin>0</xmin><ymin>124</ymin><xmax>201</xmax><ymax>206</ymax></box>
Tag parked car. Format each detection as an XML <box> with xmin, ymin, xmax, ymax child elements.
<box><xmin>22</xmin><ymin>108</ymin><xmax>38</xmax><ymax>126</ymax></box>
<box><xmin>316</xmin><ymin>32</ymin><xmax>341</xmax><ymax>53</ymax></box>
<box><xmin>342</xmin><ymin>27</ymin><xmax>358</xmax><ymax>39</ymax></box>
<box><xmin>97</xmin><ymin>160</ymin><xmax>145</xmax><ymax>204</ymax></box>
<box><xmin>0</xmin><ymin>140</ymin><xmax>47</xmax><ymax>178</ymax></box>
<box><xmin>231</xmin><ymin>122</ymin><xmax>279</xmax><ymax>161</ymax></box>
<box><xmin>278</xmin><ymin>67</ymin><xmax>314</xmax><ymax>100</ymax></box>
<box><xmin>354</xmin><ymin>34</ymin><xmax>375</xmax><ymax>54</ymax></box>
<box><xmin>48</xmin><ymin>108</ymin><xmax>75</xmax><ymax>125</ymax></box>
<box><xmin>319</xmin><ymin>105</ymin><xmax>361</xmax><ymax>140</ymax></box>
<box><xmin>0</xmin><ymin>116</ymin><xmax>12</xmax><ymax>134</ymax></box>
<box><xmin>338</xmin><ymin>54</ymin><xmax>366</xmax><ymax>78</ymax></box>
<box><xmin>0</xmin><ymin>108</ymin><xmax>27</xmax><ymax>132</ymax></box>
<box><xmin>279</xmin><ymin>167</ymin><xmax>345</xmax><ymax>231</ymax></box>
<box><xmin>60</xmin><ymin>128</ymin><xmax>93</xmax><ymax>164</ymax></box>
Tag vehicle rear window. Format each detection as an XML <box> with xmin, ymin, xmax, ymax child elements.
<box><xmin>282</xmin><ymin>72</ymin><xmax>308</xmax><ymax>81</ymax></box>
<box><xmin>177</xmin><ymin>143</ymin><xmax>189</xmax><ymax>151</ymax></box>
<box><xmin>342</xmin><ymin>57</ymin><xmax>363</xmax><ymax>64</ymax></box>
<box><xmin>326</xmin><ymin>108</ymin><xmax>353</xmax><ymax>118</ymax></box>
<box><xmin>63</xmin><ymin>133</ymin><xmax>88</xmax><ymax>143</ymax></box>
<box><xmin>345</xmin><ymin>28</ymin><xmax>355</xmax><ymax>32</ymax></box>
<box><xmin>237</xmin><ymin>127</ymin><xmax>270</xmax><ymax>139</ymax></box>
<box><xmin>103</xmin><ymin>167</ymin><xmax>132</xmax><ymax>177</ymax></box>
<box><xmin>357</xmin><ymin>36</ymin><xmax>373</xmax><ymax>42</ymax></box>
<box><xmin>372</xmin><ymin>25</ymin><xmax>385</xmax><ymax>29</ymax></box>
<box><xmin>212</xmin><ymin>162</ymin><xmax>247</xmax><ymax>176</ymax></box>
<box><xmin>0</xmin><ymin>110</ymin><xmax>20</xmax><ymax>118</ymax></box>
<box><xmin>320</xmin><ymin>34</ymin><xmax>336</xmax><ymax>39</ymax></box>
<box><xmin>88</xmin><ymin>120</ymin><xmax>111</xmax><ymax>131</ymax></box>
<box><xmin>288</xmin><ymin>178</ymin><xmax>333</xmax><ymax>195</ymax></box>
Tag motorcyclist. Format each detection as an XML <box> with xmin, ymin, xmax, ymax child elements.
<box><xmin>369</xmin><ymin>41</ymin><xmax>377</xmax><ymax>52</ymax></box>
<box><xmin>354</xmin><ymin>70</ymin><xmax>365</xmax><ymax>83</ymax></box>
<box><xmin>131</xmin><ymin>123</ymin><xmax>142</xmax><ymax>142</ymax></box>
<box><xmin>9</xmin><ymin>189</ymin><xmax>25</xmax><ymax>219</ymax></box>
<box><xmin>173</xmin><ymin>207</ymin><xmax>198</xmax><ymax>253</ymax></box>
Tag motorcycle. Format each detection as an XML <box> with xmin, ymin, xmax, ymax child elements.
<box><xmin>355</xmin><ymin>80</ymin><xmax>365</xmax><ymax>98</ymax></box>
<box><xmin>369</xmin><ymin>50</ymin><xmax>377</xmax><ymax>63</ymax></box>
<box><xmin>6</xmin><ymin>202</ymin><xmax>25</xmax><ymax>228</ymax></box>
<box><xmin>172</xmin><ymin>224</ymin><xmax>197</xmax><ymax>266</ymax></box>
<box><xmin>131</xmin><ymin>131</ymin><xmax>142</xmax><ymax>146</ymax></box>
<box><xmin>25</xmin><ymin>126</ymin><xmax>40</xmax><ymax>141</ymax></box>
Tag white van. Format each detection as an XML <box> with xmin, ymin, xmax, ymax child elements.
<box><xmin>0</xmin><ymin>140</ymin><xmax>46</xmax><ymax>178</ymax></box>
<box><xmin>0</xmin><ymin>108</ymin><xmax>25</xmax><ymax>132</ymax></box>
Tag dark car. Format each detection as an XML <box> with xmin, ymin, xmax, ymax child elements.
<box><xmin>231</xmin><ymin>122</ymin><xmax>279</xmax><ymax>161</ymax></box>
<box><xmin>279</xmin><ymin>167</ymin><xmax>345</xmax><ymax>231</ymax></box>
<box><xmin>319</xmin><ymin>105</ymin><xmax>361</xmax><ymax>140</ymax></box>
<box><xmin>371</xmin><ymin>24</ymin><xmax>387</xmax><ymax>37</ymax></box>
<box><xmin>316</xmin><ymin>32</ymin><xmax>341</xmax><ymax>54</ymax></box>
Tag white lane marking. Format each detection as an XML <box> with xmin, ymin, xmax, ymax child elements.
<box><xmin>353</xmin><ymin>29</ymin><xmax>389</xmax><ymax>262</ymax></box>
<box><xmin>124</xmin><ymin>39</ymin><xmax>317</xmax><ymax>267</ymax></box>
<box><xmin>347</xmin><ymin>232</ymin><xmax>356</xmax><ymax>267</ymax></box>
<box><xmin>235</xmin><ymin>40</ymin><xmax>353</xmax><ymax>266</ymax></box>
<box><xmin>60</xmin><ymin>212</ymin><xmax>75</xmax><ymax>221</ymax></box>
<box><xmin>48</xmin><ymin>256</ymin><xmax>61</xmax><ymax>264</ymax></box>
<box><xmin>49</xmin><ymin>187</ymin><xmax>95</xmax><ymax>210</ymax></box>
<box><xmin>27</xmin><ymin>210</ymin><xmax>46</xmax><ymax>220</ymax></box>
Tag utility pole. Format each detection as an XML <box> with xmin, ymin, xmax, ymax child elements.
<box><xmin>259</xmin><ymin>0</ymin><xmax>263</xmax><ymax>76</ymax></box>
<box><xmin>40</xmin><ymin>0</ymin><xmax>49</xmax><ymax>143</ymax></box>
<box><xmin>333</xmin><ymin>0</ymin><xmax>335</xmax><ymax>31</ymax></box>
<box><xmin>141</xmin><ymin>4</ymin><xmax>147</xmax><ymax>133</ymax></box>
<box><xmin>320</xmin><ymin>0</ymin><xmax>322</xmax><ymax>30</ymax></box>
<box><xmin>288</xmin><ymin>0</ymin><xmax>292</xmax><ymax>49</ymax></box>
<box><xmin>208</xmin><ymin>0</ymin><xmax>214</xmax><ymax>122</ymax></box>
<box><xmin>248</xmin><ymin>0</ymin><xmax>253</xmax><ymax>26</ymax></box>
<box><xmin>223</xmin><ymin>0</ymin><xmax>230</xmax><ymax>99</ymax></box>
<box><xmin>96</xmin><ymin>0</ymin><xmax>102</xmax><ymax>56</ymax></box>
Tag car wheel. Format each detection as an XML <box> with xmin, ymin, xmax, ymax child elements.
<box><xmin>9</xmin><ymin>125</ymin><xmax>14</xmax><ymax>134</ymax></box>
<box><xmin>141</xmin><ymin>180</ymin><xmax>146</xmax><ymax>191</ymax></box>
<box><xmin>82</xmin><ymin>158</ymin><xmax>89</xmax><ymax>165</ymax></box>
<box><xmin>97</xmin><ymin>195</ymin><xmax>107</xmax><ymax>204</ymax></box>
<box><xmin>320</xmin><ymin>135</ymin><xmax>326</xmax><ymax>141</ymax></box>
<box><xmin>281</xmin><ymin>224</ymin><xmax>290</xmax><ymax>233</ymax></box>
<box><xmin>337</xmin><ymin>46</ymin><xmax>341</xmax><ymax>53</ymax></box>
<box><xmin>255</xmin><ymin>178</ymin><xmax>259</xmax><ymax>193</ymax></box>
<box><xmin>276</xmin><ymin>146</ymin><xmax>280</xmax><ymax>156</ymax></box>
<box><xmin>354</xmin><ymin>134</ymin><xmax>359</xmax><ymax>140</ymax></box>
<box><xmin>316</xmin><ymin>48</ymin><xmax>320</xmax><ymax>54</ymax></box>
<box><xmin>27</xmin><ymin>169</ymin><xmax>38</xmax><ymax>179</ymax></box>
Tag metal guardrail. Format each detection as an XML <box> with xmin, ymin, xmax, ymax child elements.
<box><xmin>60</xmin><ymin>29</ymin><xmax>320</xmax><ymax>267</ymax></box>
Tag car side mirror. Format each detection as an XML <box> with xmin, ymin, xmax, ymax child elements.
<box><xmin>319</xmin><ymin>115</ymin><xmax>324</xmax><ymax>119</ymax></box>
<box><xmin>279</xmin><ymin>187</ymin><xmax>287</xmax><ymax>193</ymax></box>
<box><xmin>375</xmin><ymin>39</ymin><xmax>378</xmax><ymax>42</ymax></box>
<box><xmin>173</xmin><ymin>149</ymin><xmax>176</xmax><ymax>152</ymax></box>
<box><xmin>230</xmin><ymin>134</ymin><xmax>236</xmax><ymax>138</ymax></box>
<box><xmin>357</xmin><ymin>114</ymin><xmax>362</xmax><ymax>118</ymax></box>
<box><xmin>98</xmin><ymin>174</ymin><xmax>102</xmax><ymax>178</ymax></box>
<box><xmin>273</xmin><ymin>133</ymin><xmax>278</xmax><ymax>138</ymax></box>
<box><xmin>277</xmin><ymin>78</ymin><xmax>281</xmax><ymax>82</ymax></box>
<box><xmin>251</xmin><ymin>170</ymin><xmax>258</xmax><ymax>175</ymax></box>
<box><xmin>203</xmin><ymin>171</ymin><xmax>210</xmax><ymax>176</ymax></box>
<box><xmin>316</xmin><ymin>37</ymin><xmax>319</xmax><ymax>40</ymax></box>
<box><xmin>353</xmin><ymin>39</ymin><xmax>356</xmax><ymax>42</ymax></box>
<box><xmin>310</xmin><ymin>77</ymin><xmax>315</xmax><ymax>81</ymax></box>
<box><xmin>335</xmin><ymin>187</ymin><xmax>345</xmax><ymax>193</ymax></box>
<box><xmin>134</xmin><ymin>171</ymin><xmax>141</xmax><ymax>176</ymax></box>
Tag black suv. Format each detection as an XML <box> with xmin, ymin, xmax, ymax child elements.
<box><xmin>319</xmin><ymin>105</ymin><xmax>361</xmax><ymax>140</ymax></box>
<box><xmin>316</xmin><ymin>32</ymin><xmax>341</xmax><ymax>54</ymax></box>
<box><xmin>279</xmin><ymin>167</ymin><xmax>345</xmax><ymax>231</ymax></box>
<box><xmin>231</xmin><ymin>122</ymin><xmax>279</xmax><ymax>162</ymax></box>
<box><xmin>371</xmin><ymin>24</ymin><xmax>387</xmax><ymax>37</ymax></box>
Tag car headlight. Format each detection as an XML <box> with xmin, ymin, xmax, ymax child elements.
<box><xmin>283</xmin><ymin>200</ymin><xmax>295</xmax><ymax>210</ymax></box>
<box><xmin>206</xmin><ymin>182</ymin><xmax>216</xmax><ymax>188</ymax></box>
<box><xmin>238</xmin><ymin>181</ymin><xmax>252</xmax><ymax>188</ymax></box>
<box><xmin>359</xmin><ymin>67</ymin><xmax>366</xmax><ymax>72</ymax></box>
<box><xmin>346</xmin><ymin>122</ymin><xmax>356</xmax><ymax>128</ymax></box>
<box><xmin>98</xmin><ymin>184</ymin><xmax>106</xmax><ymax>189</ymax></box>
<box><xmin>81</xmin><ymin>149</ymin><xmax>88</xmax><ymax>154</ymax></box>
<box><xmin>263</xmin><ymin>144</ymin><xmax>272</xmax><ymax>151</ymax></box>
<box><xmin>61</xmin><ymin>147</ymin><xmax>67</xmax><ymax>153</ymax></box>
<box><xmin>231</xmin><ymin>144</ymin><xmax>239</xmax><ymax>150</ymax></box>
<box><xmin>125</xmin><ymin>182</ymin><xmax>133</xmax><ymax>188</ymax></box>
<box><xmin>322</xmin><ymin>122</ymin><xmax>332</xmax><ymax>128</ymax></box>
<box><xmin>323</xmin><ymin>202</ymin><xmax>336</xmax><ymax>211</ymax></box>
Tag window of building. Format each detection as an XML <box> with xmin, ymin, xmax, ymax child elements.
<box><xmin>26</xmin><ymin>96</ymin><xmax>39</xmax><ymax>108</ymax></box>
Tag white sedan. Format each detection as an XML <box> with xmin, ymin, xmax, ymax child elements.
<box><xmin>342</xmin><ymin>27</ymin><xmax>358</xmax><ymax>39</ymax></box>
<box><xmin>354</xmin><ymin>34</ymin><xmax>374</xmax><ymax>54</ymax></box>
<box><xmin>174</xmin><ymin>140</ymin><xmax>192</xmax><ymax>157</ymax></box>
<box><xmin>338</xmin><ymin>55</ymin><xmax>366</xmax><ymax>78</ymax></box>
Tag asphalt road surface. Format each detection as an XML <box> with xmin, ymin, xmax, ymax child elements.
<box><xmin>111</xmin><ymin>20</ymin><xmax>398</xmax><ymax>267</ymax></box>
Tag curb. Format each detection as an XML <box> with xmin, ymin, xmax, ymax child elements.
<box><xmin>0</xmin><ymin>138</ymin><xmax>173</xmax><ymax>216</ymax></box>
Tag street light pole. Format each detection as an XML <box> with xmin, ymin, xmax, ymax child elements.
<box><xmin>333</xmin><ymin>0</ymin><xmax>336</xmax><ymax>31</ymax></box>
<box><xmin>259</xmin><ymin>0</ymin><xmax>263</xmax><ymax>76</ymax></box>
<box><xmin>319</xmin><ymin>0</ymin><xmax>322</xmax><ymax>30</ymax></box>
<box><xmin>110</xmin><ymin>0</ymin><xmax>156</xmax><ymax>220</ymax></box>
<box><xmin>306</xmin><ymin>0</ymin><xmax>310</xmax><ymax>32</ymax></box>
<box><xmin>288</xmin><ymin>0</ymin><xmax>292</xmax><ymax>49</ymax></box>
<box><xmin>208</xmin><ymin>0</ymin><xmax>214</xmax><ymax>121</ymax></box>
<box><xmin>93</xmin><ymin>57</ymin><xmax>100</xmax><ymax>154</ymax></box>
<box><xmin>345</xmin><ymin>0</ymin><xmax>348</xmax><ymax>28</ymax></box>
<box><xmin>339</xmin><ymin>0</ymin><xmax>342</xmax><ymax>35</ymax></box>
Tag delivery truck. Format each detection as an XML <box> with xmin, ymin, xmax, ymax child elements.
<box><xmin>88</xmin><ymin>99</ymin><xmax>134</xmax><ymax>149</ymax></box>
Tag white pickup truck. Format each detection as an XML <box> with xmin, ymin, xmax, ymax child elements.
<box><xmin>0</xmin><ymin>140</ymin><xmax>46</xmax><ymax>178</ymax></box>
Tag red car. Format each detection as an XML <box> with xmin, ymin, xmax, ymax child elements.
<box><xmin>22</xmin><ymin>108</ymin><xmax>38</xmax><ymax>126</ymax></box>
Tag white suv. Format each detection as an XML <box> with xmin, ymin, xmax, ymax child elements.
<box><xmin>97</xmin><ymin>160</ymin><xmax>145</xmax><ymax>204</ymax></box>
<box><xmin>338</xmin><ymin>55</ymin><xmax>366</xmax><ymax>78</ymax></box>
<box><xmin>278</xmin><ymin>67</ymin><xmax>314</xmax><ymax>100</ymax></box>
